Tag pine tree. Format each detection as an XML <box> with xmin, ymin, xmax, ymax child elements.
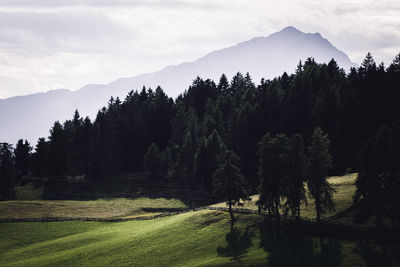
<box><xmin>217</xmin><ymin>73</ymin><xmax>230</xmax><ymax>95</ymax></box>
<box><xmin>0</xmin><ymin>143</ymin><xmax>17</xmax><ymax>200</ymax></box>
<box><xmin>32</xmin><ymin>138</ymin><xmax>49</xmax><ymax>177</ymax></box>
<box><xmin>354</xmin><ymin>120</ymin><xmax>400</xmax><ymax>230</ymax></box>
<box><xmin>201</xmin><ymin>99</ymin><xmax>223</xmax><ymax>137</ymax></box>
<box><xmin>180</xmin><ymin>131</ymin><xmax>196</xmax><ymax>182</ymax></box>
<box><xmin>213</xmin><ymin>150</ymin><xmax>248</xmax><ymax>228</ymax></box>
<box><xmin>144</xmin><ymin>143</ymin><xmax>164</xmax><ymax>180</ymax></box>
<box><xmin>307</xmin><ymin>127</ymin><xmax>334</xmax><ymax>221</ymax></box>
<box><xmin>359</xmin><ymin>52</ymin><xmax>376</xmax><ymax>73</ymax></box>
<box><xmin>14</xmin><ymin>139</ymin><xmax>32</xmax><ymax>177</ymax></box>
<box><xmin>284</xmin><ymin>134</ymin><xmax>307</xmax><ymax>219</ymax></box>
<box><xmin>205</xmin><ymin>130</ymin><xmax>226</xmax><ymax>190</ymax></box>
<box><xmin>387</xmin><ymin>53</ymin><xmax>400</xmax><ymax>72</ymax></box>
<box><xmin>48</xmin><ymin>121</ymin><xmax>67</xmax><ymax>177</ymax></box>
<box><xmin>257</xmin><ymin>133</ymin><xmax>289</xmax><ymax>224</ymax></box>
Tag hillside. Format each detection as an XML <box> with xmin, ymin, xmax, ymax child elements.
<box><xmin>1</xmin><ymin>173</ymin><xmax>400</xmax><ymax>266</ymax></box>
<box><xmin>0</xmin><ymin>210</ymin><xmax>377</xmax><ymax>266</ymax></box>
<box><xmin>0</xmin><ymin>26</ymin><xmax>356</xmax><ymax>144</ymax></box>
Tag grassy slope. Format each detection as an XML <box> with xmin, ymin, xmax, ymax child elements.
<box><xmin>0</xmin><ymin>210</ymin><xmax>369</xmax><ymax>267</ymax></box>
<box><xmin>1</xmin><ymin>173</ymin><xmax>389</xmax><ymax>266</ymax></box>
<box><xmin>0</xmin><ymin>210</ymin><xmax>268</xmax><ymax>266</ymax></box>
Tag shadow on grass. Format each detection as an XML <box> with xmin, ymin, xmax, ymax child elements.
<box><xmin>354</xmin><ymin>240</ymin><xmax>400</xmax><ymax>267</ymax></box>
<box><xmin>259</xmin><ymin>220</ymin><xmax>343</xmax><ymax>267</ymax></box>
<box><xmin>217</xmin><ymin>224</ymin><xmax>254</xmax><ymax>263</ymax></box>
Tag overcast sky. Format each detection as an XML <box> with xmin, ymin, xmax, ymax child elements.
<box><xmin>0</xmin><ymin>0</ymin><xmax>399</xmax><ymax>98</ymax></box>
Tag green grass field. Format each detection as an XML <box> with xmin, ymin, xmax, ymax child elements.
<box><xmin>0</xmin><ymin>210</ymin><xmax>373</xmax><ymax>267</ymax></box>
<box><xmin>2</xmin><ymin>172</ymin><xmax>398</xmax><ymax>266</ymax></box>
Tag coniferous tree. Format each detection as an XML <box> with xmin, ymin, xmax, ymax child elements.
<box><xmin>195</xmin><ymin>136</ymin><xmax>208</xmax><ymax>187</ymax></box>
<box><xmin>217</xmin><ymin>73</ymin><xmax>230</xmax><ymax>95</ymax></box>
<box><xmin>48</xmin><ymin>121</ymin><xmax>67</xmax><ymax>177</ymax></box>
<box><xmin>164</xmin><ymin>145</ymin><xmax>180</xmax><ymax>179</ymax></box>
<box><xmin>284</xmin><ymin>134</ymin><xmax>307</xmax><ymax>219</ymax></box>
<box><xmin>213</xmin><ymin>150</ymin><xmax>248</xmax><ymax>228</ymax></box>
<box><xmin>205</xmin><ymin>130</ymin><xmax>226</xmax><ymax>190</ymax></box>
<box><xmin>201</xmin><ymin>99</ymin><xmax>224</xmax><ymax>137</ymax></box>
<box><xmin>354</xmin><ymin>120</ymin><xmax>400</xmax><ymax>230</ymax></box>
<box><xmin>32</xmin><ymin>138</ymin><xmax>49</xmax><ymax>177</ymax></box>
<box><xmin>307</xmin><ymin>127</ymin><xmax>334</xmax><ymax>221</ymax></box>
<box><xmin>144</xmin><ymin>143</ymin><xmax>164</xmax><ymax>180</ymax></box>
<box><xmin>179</xmin><ymin>131</ymin><xmax>196</xmax><ymax>182</ymax></box>
<box><xmin>14</xmin><ymin>139</ymin><xmax>32</xmax><ymax>178</ymax></box>
<box><xmin>0</xmin><ymin>143</ymin><xmax>17</xmax><ymax>199</ymax></box>
<box><xmin>257</xmin><ymin>133</ymin><xmax>289</xmax><ymax>224</ymax></box>
<box><xmin>359</xmin><ymin>52</ymin><xmax>376</xmax><ymax>74</ymax></box>
<box><xmin>387</xmin><ymin>53</ymin><xmax>400</xmax><ymax>73</ymax></box>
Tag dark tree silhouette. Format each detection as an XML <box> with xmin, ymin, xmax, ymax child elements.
<box><xmin>144</xmin><ymin>143</ymin><xmax>164</xmax><ymax>180</ymax></box>
<box><xmin>213</xmin><ymin>150</ymin><xmax>248</xmax><ymax>228</ymax></box>
<box><xmin>284</xmin><ymin>134</ymin><xmax>307</xmax><ymax>219</ymax></box>
<box><xmin>0</xmin><ymin>143</ymin><xmax>17</xmax><ymax>200</ymax></box>
<box><xmin>307</xmin><ymin>127</ymin><xmax>334</xmax><ymax>221</ymax></box>
<box><xmin>14</xmin><ymin>139</ymin><xmax>32</xmax><ymax>178</ymax></box>
<box><xmin>257</xmin><ymin>133</ymin><xmax>289</xmax><ymax>225</ymax></box>
<box><xmin>354</xmin><ymin>120</ymin><xmax>400</xmax><ymax>231</ymax></box>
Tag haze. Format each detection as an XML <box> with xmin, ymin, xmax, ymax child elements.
<box><xmin>0</xmin><ymin>0</ymin><xmax>399</xmax><ymax>98</ymax></box>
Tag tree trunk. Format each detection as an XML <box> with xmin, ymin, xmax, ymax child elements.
<box><xmin>376</xmin><ymin>195</ymin><xmax>386</xmax><ymax>250</ymax></box>
<box><xmin>297</xmin><ymin>204</ymin><xmax>301</xmax><ymax>221</ymax></box>
<box><xmin>275</xmin><ymin>199</ymin><xmax>280</xmax><ymax>227</ymax></box>
<box><xmin>316</xmin><ymin>194</ymin><xmax>321</xmax><ymax>222</ymax></box>
<box><xmin>229</xmin><ymin>200</ymin><xmax>235</xmax><ymax>230</ymax></box>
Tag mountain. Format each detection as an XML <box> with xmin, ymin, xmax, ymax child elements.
<box><xmin>0</xmin><ymin>26</ymin><xmax>356</xmax><ymax>145</ymax></box>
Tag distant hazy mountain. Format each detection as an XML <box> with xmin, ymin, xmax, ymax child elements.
<box><xmin>0</xmin><ymin>26</ymin><xmax>356</xmax><ymax>144</ymax></box>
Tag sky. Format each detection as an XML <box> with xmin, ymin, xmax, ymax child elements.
<box><xmin>0</xmin><ymin>0</ymin><xmax>399</xmax><ymax>99</ymax></box>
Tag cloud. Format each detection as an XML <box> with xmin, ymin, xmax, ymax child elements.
<box><xmin>0</xmin><ymin>0</ymin><xmax>218</xmax><ymax>9</ymax></box>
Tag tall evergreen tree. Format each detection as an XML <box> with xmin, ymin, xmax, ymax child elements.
<box><xmin>144</xmin><ymin>143</ymin><xmax>164</xmax><ymax>180</ymax></box>
<box><xmin>0</xmin><ymin>143</ymin><xmax>17</xmax><ymax>200</ymax></box>
<box><xmin>205</xmin><ymin>130</ymin><xmax>226</xmax><ymax>190</ymax></box>
<box><xmin>195</xmin><ymin>136</ymin><xmax>208</xmax><ymax>187</ymax></box>
<box><xmin>354</xmin><ymin>120</ymin><xmax>400</xmax><ymax>230</ymax></box>
<box><xmin>284</xmin><ymin>134</ymin><xmax>307</xmax><ymax>219</ymax></box>
<box><xmin>14</xmin><ymin>139</ymin><xmax>32</xmax><ymax>177</ymax></box>
<box><xmin>213</xmin><ymin>150</ymin><xmax>248</xmax><ymax>228</ymax></box>
<box><xmin>47</xmin><ymin>121</ymin><xmax>67</xmax><ymax>177</ymax></box>
<box><xmin>179</xmin><ymin>131</ymin><xmax>196</xmax><ymax>182</ymax></box>
<box><xmin>257</xmin><ymin>133</ymin><xmax>289</xmax><ymax>224</ymax></box>
<box><xmin>32</xmin><ymin>138</ymin><xmax>49</xmax><ymax>177</ymax></box>
<box><xmin>307</xmin><ymin>127</ymin><xmax>334</xmax><ymax>221</ymax></box>
<box><xmin>387</xmin><ymin>53</ymin><xmax>400</xmax><ymax>72</ymax></box>
<box><xmin>217</xmin><ymin>73</ymin><xmax>230</xmax><ymax>95</ymax></box>
<box><xmin>195</xmin><ymin>130</ymin><xmax>226</xmax><ymax>191</ymax></box>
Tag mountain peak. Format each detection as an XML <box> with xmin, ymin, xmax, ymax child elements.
<box><xmin>280</xmin><ymin>26</ymin><xmax>302</xmax><ymax>33</ymax></box>
<box><xmin>276</xmin><ymin>26</ymin><xmax>323</xmax><ymax>39</ymax></box>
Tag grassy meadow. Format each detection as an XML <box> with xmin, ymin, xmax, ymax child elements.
<box><xmin>0</xmin><ymin>210</ymin><xmax>374</xmax><ymax>267</ymax></box>
<box><xmin>1</xmin><ymin>172</ymin><xmax>399</xmax><ymax>266</ymax></box>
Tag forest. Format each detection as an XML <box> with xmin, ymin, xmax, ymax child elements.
<box><xmin>1</xmin><ymin>52</ymin><xmax>400</xmax><ymax>229</ymax></box>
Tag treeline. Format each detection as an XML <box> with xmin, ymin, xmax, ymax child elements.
<box><xmin>1</xmin><ymin>52</ymin><xmax>400</xmax><ymax>227</ymax></box>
